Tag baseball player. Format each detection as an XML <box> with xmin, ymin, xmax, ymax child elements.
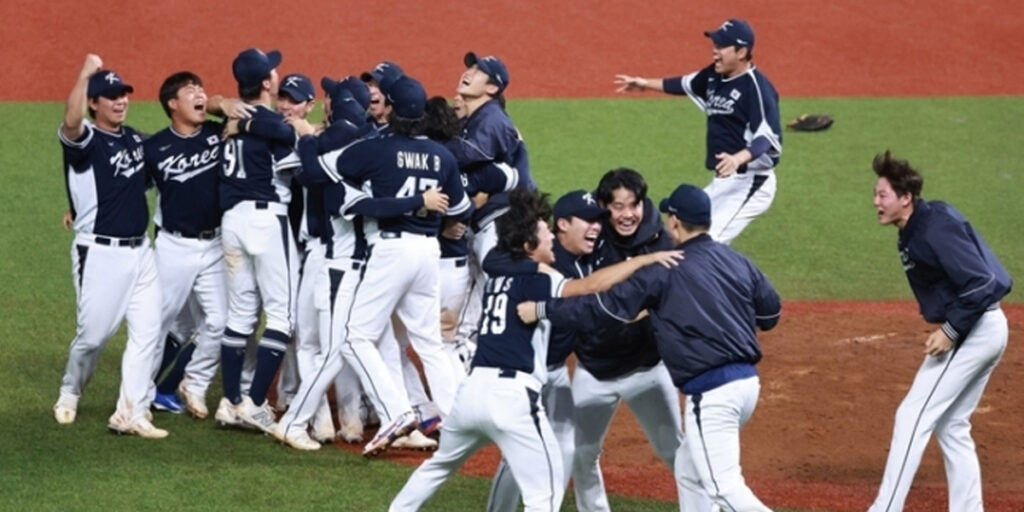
<box><xmin>53</xmin><ymin>54</ymin><xmax>166</xmax><ymax>438</ymax></box>
<box><xmin>868</xmin><ymin>151</ymin><xmax>1011</xmax><ymax>512</ymax></box>
<box><xmin>390</xmin><ymin>188</ymin><xmax>682</xmax><ymax>512</ymax></box>
<box><xmin>570</xmin><ymin>169</ymin><xmax>709</xmax><ymax>512</ymax></box>
<box><xmin>297</xmin><ymin>75</ymin><xmax>471</xmax><ymax>456</ymax></box>
<box><xmin>273</xmin><ymin>76</ymin><xmax>451</xmax><ymax>451</ymax></box>
<box><xmin>143</xmin><ymin>71</ymin><xmax>228</xmax><ymax>420</ymax></box>
<box><xmin>615</xmin><ymin>18</ymin><xmax>782</xmax><ymax>245</ymax></box>
<box><xmin>360</xmin><ymin>61</ymin><xmax>404</xmax><ymax>132</ymax></box>
<box><xmin>214</xmin><ymin>48</ymin><xmax>301</xmax><ymax>434</ymax></box>
<box><xmin>448</xmin><ymin>52</ymin><xmax>533</xmax><ymax>351</ymax></box>
<box><xmin>524</xmin><ymin>184</ymin><xmax>782</xmax><ymax>512</ymax></box>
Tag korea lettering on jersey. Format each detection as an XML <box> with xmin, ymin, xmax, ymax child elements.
<box><xmin>145</xmin><ymin>122</ymin><xmax>223</xmax><ymax>233</ymax></box>
<box><xmin>59</xmin><ymin>120</ymin><xmax>149</xmax><ymax>237</ymax></box>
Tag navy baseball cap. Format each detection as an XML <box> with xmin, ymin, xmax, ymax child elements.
<box><xmin>554</xmin><ymin>190</ymin><xmax>607</xmax><ymax>222</ymax></box>
<box><xmin>360</xmin><ymin>61</ymin><xmax>404</xmax><ymax>85</ymax></box>
<box><xmin>87</xmin><ymin>70</ymin><xmax>134</xmax><ymax>99</ymax></box>
<box><xmin>659</xmin><ymin>184</ymin><xmax>711</xmax><ymax>225</ymax></box>
<box><xmin>704</xmin><ymin>19</ymin><xmax>755</xmax><ymax>50</ymax></box>
<box><xmin>464</xmin><ymin>52</ymin><xmax>509</xmax><ymax>94</ymax></box>
<box><xmin>322</xmin><ymin>75</ymin><xmax>371</xmax><ymax>111</ymax></box>
<box><xmin>382</xmin><ymin>75</ymin><xmax>427</xmax><ymax>119</ymax></box>
<box><xmin>279</xmin><ymin>73</ymin><xmax>315</xmax><ymax>103</ymax></box>
<box><xmin>232</xmin><ymin>48</ymin><xmax>282</xmax><ymax>88</ymax></box>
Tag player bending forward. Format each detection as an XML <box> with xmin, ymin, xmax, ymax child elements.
<box><xmin>389</xmin><ymin>188</ymin><xmax>682</xmax><ymax>512</ymax></box>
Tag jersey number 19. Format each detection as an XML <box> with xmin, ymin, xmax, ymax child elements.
<box><xmin>479</xmin><ymin>292</ymin><xmax>507</xmax><ymax>336</ymax></box>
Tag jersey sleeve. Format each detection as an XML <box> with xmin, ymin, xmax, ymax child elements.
<box><xmin>663</xmin><ymin>64</ymin><xmax>714</xmax><ymax>108</ymax></box>
<box><xmin>246</xmin><ymin>117</ymin><xmax>296</xmax><ymax>145</ymax></box>
<box><xmin>348</xmin><ymin>194</ymin><xmax>424</xmax><ymax>219</ymax></box>
<box><xmin>464</xmin><ymin>161</ymin><xmax>519</xmax><ymax>195</ymax></box>
<box><xmin>748</xmin><ymin>258</ymin><xmax>782</xmax><ymax>331</ymax></box>
<box><xmin>441</xmin><ymin>154</ymin><xmax>472</xmax><ymax>217</ymax></box>
<box><xmin>542</xmin><ymin>265</ymin><xmax>664</xmax><ymax>330</ymax></box>
<box><xmin>745</xmin><ymin>73</ymin><xmax>783</xmax><ymax>160</ymax></box>
<box><xmin>57</xmin><ymin>121</ymin><xmax>96</xmax><ymax>170</ymax></box>
<box><xmin>926</xmin><ymin>216</ymin><xmax>1007</xmax><ymax>342</ymax></box>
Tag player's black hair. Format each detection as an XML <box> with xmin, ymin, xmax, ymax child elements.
<box><xmin>736</xmin><ymin>45</ymin><xmax>754</xmax><ymax>62</ymax></box>
<box><xmin>422</xmin><ymin>96</ymin><xmax>460</xmax><ymax>142</ymax></box>
<box><xmin>596</xmin><ymin>167</ymin><xmax>648</xmax><ymax>205</ymax></box>
<box><xmin>238</xmin><ymin>79</ymin><xmax>267</xmax><ymax>102</ymax></box>
<box><xmin>159</xmin><ymin>71</ymin><xmax>204</xmax><ymax>119</ymax></box>
<box><xmin>389</xmin><ymin>112</ymin><xmax>429</xmax><ymax>137</ymax></box>
<box><xmin>497</xmin><ymin>187</ymin><xmax>552</xmax><ymax>260</ymax></box>
<box><xmin>872</xmin><ymin>150</ymin><xmax>923</xmax><ymax>199</ymax></box>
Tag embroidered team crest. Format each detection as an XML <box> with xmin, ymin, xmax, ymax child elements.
<box><xmin>730</xmin><ymin>89</ymin><xmax>741</xmax><ymax>101</ymax></box>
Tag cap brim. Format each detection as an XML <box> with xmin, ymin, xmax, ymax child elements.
<box><xmin>321</xmin><ymin>76</ymin><xmax>339</xmax><ymax>94</ymax></box>
<box><xmin>266</xmin><ymin>50</ymin><xmax>282</xmax><ymax>69</ymax></box>
<box><xmin>659</xmin><ymin>197</ymin><xmax>672</xmax><ymax>214</ymax></box>
<box><xmin>359</xmin><ymin>72</ymin><xmax>376</xmax><ymax>83</ymax></box>
<box><xmin>279</xmin><ymin>87</ymin><xmax>309</xmax><ymax>103</ymax></box>
<box><xmin>463</xmin><ymin>52</ymin><xmax>479</xmax><ymax>68</ymax></box>
<box><xmin>97</xmin><ymin>84</ymin><xmax>134</xmax><ymax>99</ymax></box>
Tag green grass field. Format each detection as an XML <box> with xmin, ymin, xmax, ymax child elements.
<box><xmin>0</xmin><ymin>97</ymin><xmax>1020</xmax><ymax>511</ymax></box>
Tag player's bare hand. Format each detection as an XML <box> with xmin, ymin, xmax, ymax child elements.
<box><xmin>628</xmin><ymin>310</ymin><xmax>650</xmax><ymax>323</ymax></box>
<box><xmin>287</xmin><ymin>117</ymin><xmax>316</xmax><ymax>137</ymax></box>
<box><xmin>441</xmin><ymin>219</ymin><xmax>466</xmax><ymax>240</ymax></box>
<box><xmin>220</xmin><ymin>98</ymin><xmax>256</xmax><ymax>119</ymax></box>
<box><xmin>517</xmin><ymin>301</ymin><xmax>539</xmax><ymax>324</ymax></box>
<box><xmin>473</xmin><ymin>191</ymin><xmax>490</xmax><ymax>209</ymax></box>
<box><xmin>614</xmin><ymin>75</ymin><xmax>647</xmax><ymax>93</ymax></box>
<box><xmin>714</xmin><ymin>149</ymin><xmax>752</xmax><ymax>178</ymax></box>
<box><xmin>422</xmin><ymin>187</ymin><xmax>450</xmax><ymax>213</ymax></box>
<box><xmin>81</xmin><ymin>54</ymin><xmax>103</xmax><ymax>78</ymax></box>
<box><xmin>642</xmin><ymin>250</ymin><xmax>685</xmax><ymax>268</ymax></box>
<box><xmin>61</xmin><ymin>210</ymin><xmax>73</xmax><ymax>231</ymax></box>
<box><xmin>924</xmin><ymin>329</ymin><xmax>953</xmax><ymax>357</ymax></box>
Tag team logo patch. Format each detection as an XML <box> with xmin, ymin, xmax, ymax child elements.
<box><xmin>730</xmin><ymin>89</ymin><xmax>741</xmax><ymax>101</ymax></box>
<box><xmin>207</xmin><ymin>135</ymin><xmax>220</xmax><ymax>146</ymax></box>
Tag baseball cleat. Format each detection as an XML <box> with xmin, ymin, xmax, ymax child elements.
<box><xmin>177</xmin><ymin>381</ymin><xmax>208</xmax><ymax>419</ymax></box>
<box><xmin>418</xmin><ymin>415</ymin><xmax>443</xmax><ymax>438</ymax></box>
<box><xmin>391</xmin><ymin>430</ymin><xmax>438</xmax><ymax>451</ymax></box>
<box><xmin>363</xmin><ymin>411</ymin><xmax>417</xmax><ymax>458</ymax></box>
<box><xmin>53</xmin><ymin>395</ymin><xmax>78</xmax><ymax>425</ymax></box>
<box><xmin>337</xmin><ymin>419</ymin><xmax>365</xmax><ymax>444</ymax></box>
<box><xmin>214</xmin><ymin>397</ymin><xmax>244</xmax><ymax>428</ymax></box>
<box><xmin>107</xmin><ymin>413</ymin><xmax>169</xmax><ymax>439</ymax></box>
<box><xmin>273</xmin><ymin>423</ymin><xmax>322</xmax><ymax>451</ymax></box>
<box><xmin>152</xmin><ymin>392</ymin><xmax>185</xmax><ymax>414</ymax></box>
<box><xmin>236</xmin><ymin>395</ymin><xmax>277</xmax><ymax>434</ymax></box>
<box><xmin>311</xmin><ymin>407</ymin><xmax>336</xmax><ymax>444</ymax></box>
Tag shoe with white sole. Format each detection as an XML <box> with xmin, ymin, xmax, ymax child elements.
<box><xmin>311</xmin><ymin>408</ymin><xmax>336</xmax><ymax>444</ymax></box>
<box><xmin>53</xmin><ymin>395</ymin><xmax>78</xmax><ymax>425</ymax></box>
<box><xmin>337</xmin><ymin>419</ymin><xmax>365</xmax><ymax>444</ymax></box>
<box><xmin>392</xmin><ymin>430</ymin><xmax>438</xmax><ymax>451</ymax></box>
<box><xmin>363</xmin><ymin>411</ymin><xmax>417</xmax><ymax>458</ymax></box>
<box><xmin>273</xmin><ymin>423</ymin><xmax>321</xmax><ymax>451</ymax></box>
<box><xmin>107</xmin><ymin>413</ymin><xmax>169</xmax><ymax>439</ymax></box>
<box><xmin>214</xmin><ymin>397</ymin><xmax>244</xmax><ymax>428</ymax></box>
<box><xmin>236</xmin><ymin>395</ymin><xmax>277</xmax><ymax>434</ymax></box>
<box><xmin>178</xmin><ymin>380</ymin><xmax>208</xmax><ymax>419</ymax></box>
<box><xmin>152</xmin><ymin>392</ymin><xmax>185</xmax><ymax>414</ymax></box>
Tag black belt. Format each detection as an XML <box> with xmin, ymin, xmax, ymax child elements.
<box><xmin>95</xmin><ymin>235</ymin><xmax>146</xmax><ymax>248</ymax></box>
<box><xmin>471</xmin><ymin>367</ymin><xmax>519</xmax><ymax>379</ymax></box>
<box><xmin>157</xmin><ymin>226</ymin><xmax>220</xmax><ymax>240</ymax></box>
<box><xmin>255</xmin><ymin>200</ymin><xmax>269</xmax><ymax>210</ymax></box>
<box><xmin>444</xmin><ymin>257</ymin><xmax>468</xmax><ymax>268</ymax></box>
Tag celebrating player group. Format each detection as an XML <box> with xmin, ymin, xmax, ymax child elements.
<box><xmin>52</xmin><ymin>16</ymin><xmax>1010</xmax><ymax>512</ymax></box>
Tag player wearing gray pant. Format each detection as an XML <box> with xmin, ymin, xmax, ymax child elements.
<box><xmin>53</xmin><ymin>54</ymin><xmax>166</xmax><ymax>439</ymax></box>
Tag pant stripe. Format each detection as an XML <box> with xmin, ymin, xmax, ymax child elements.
<box><xmin>693</xmin><ymin>393</ymin><xmax>739</xmax><ymax>512</ymax></box>
<box><xmin>485</xmin><ymin>460</ymin><xmax>512</xmax><ymax>512</ymax></box>
<box><xmin>881</xmin><ymin>351</ymin><xmax>958</xmax><ymax>512</ymax></box>
<box><xmin>284</xmin><ymin>268</ymin><xmax>345</xmax><ymax>436</ymax></box>
<box><xmin>527</xmin><ymin>388</ymin><xmax>556</xmax><ymax>512</ymax></box>
<box><xmin>343</xmin><ymin>252</ymin><xmax>391</xmax><ymax>421</ymax></box>
<box><xmin>276</xmin><ymin>215</ymin><xmax>293</xmax><ymax>330</ymax></box>
<box><xmin>76</xmin><ymin>244</ymin><xmax>88</xmax><ymax>289</ymax></box>
<box><xmin>716</xmin><ymin>174</ymin><xmax>769</xmax><ymax>242</ymax></box>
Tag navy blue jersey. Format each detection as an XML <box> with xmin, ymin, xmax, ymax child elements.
<box><xmin>899</xmin><ymin>199</ymin><xmax>1012</xmax><ymax>343</ymax></box>
<box><xmin>446</xmin><ymin>99</ymin><xmax>534</xmax><ymax>227</ymax></box>
<box><xmin>59</xmin><ymin>120</ymin><xmax>149</xmax><ymax>237</ymax></box>
<box><xmin>546</xmin><ymin>240</ymin><xmax>593</xmax><ymax>367</ymax></box>
<box><xmin>472</xmin><ymin>265</ymin><xmax>566</xmax><ymax>384</ymax></box>
<box><xmin>333</xmin><ymin>133</ymin><xmax>470</xmax><ymax>236</ymax></box>
<box><xmin>574</xmin><ymin>197</ymin><xmax>675</xmax><ymax>380</ymax></box>
<box><xmin>218</xmin><ymin>105</ymin><xmax>300</xmax><ymax>211</ymax></box>
<box><xmin>144</xmin><ymin>121</ymin><xmax>223</xmax><ymax>234</ymax></box>
<box><xmin>545</xmin><ymin>234</ymin><xmax>780</xmax><ymax>392</ymax></box>
<box><xmin>664</xmin><ymin>64</ymin><xmax>781</xmax><ymax>173</ymax></box>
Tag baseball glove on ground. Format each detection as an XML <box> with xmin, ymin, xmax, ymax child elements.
<box><xmin>787</xmin><ymin>114</ymin><xmax>834</xmax><ymax>132</ymax></box>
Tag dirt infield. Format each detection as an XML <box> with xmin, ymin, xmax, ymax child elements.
<box><xmin>11</xmin><ymin>1</ymin><xmax>1022</xmax><ymax>509</ymax></box>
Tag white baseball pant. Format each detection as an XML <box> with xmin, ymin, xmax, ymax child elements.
<box><xmin>868</xmin><ymin>308</ymin><xmax>1007</xmax><ymax>512</ymax></box>
<box><xmin>704</xmin><ymin>171</ymin><xmax>776</xmax><ymax>245</ymax></box>
<box><xmin>59</xmin><ymin>234</ymin><xmax>162</xmax><ymax>423</ymax></box>
<box><xmin>390</xmin><ymin>367</ymin><xmax>564</xmax><ymax>512</ymax></box>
